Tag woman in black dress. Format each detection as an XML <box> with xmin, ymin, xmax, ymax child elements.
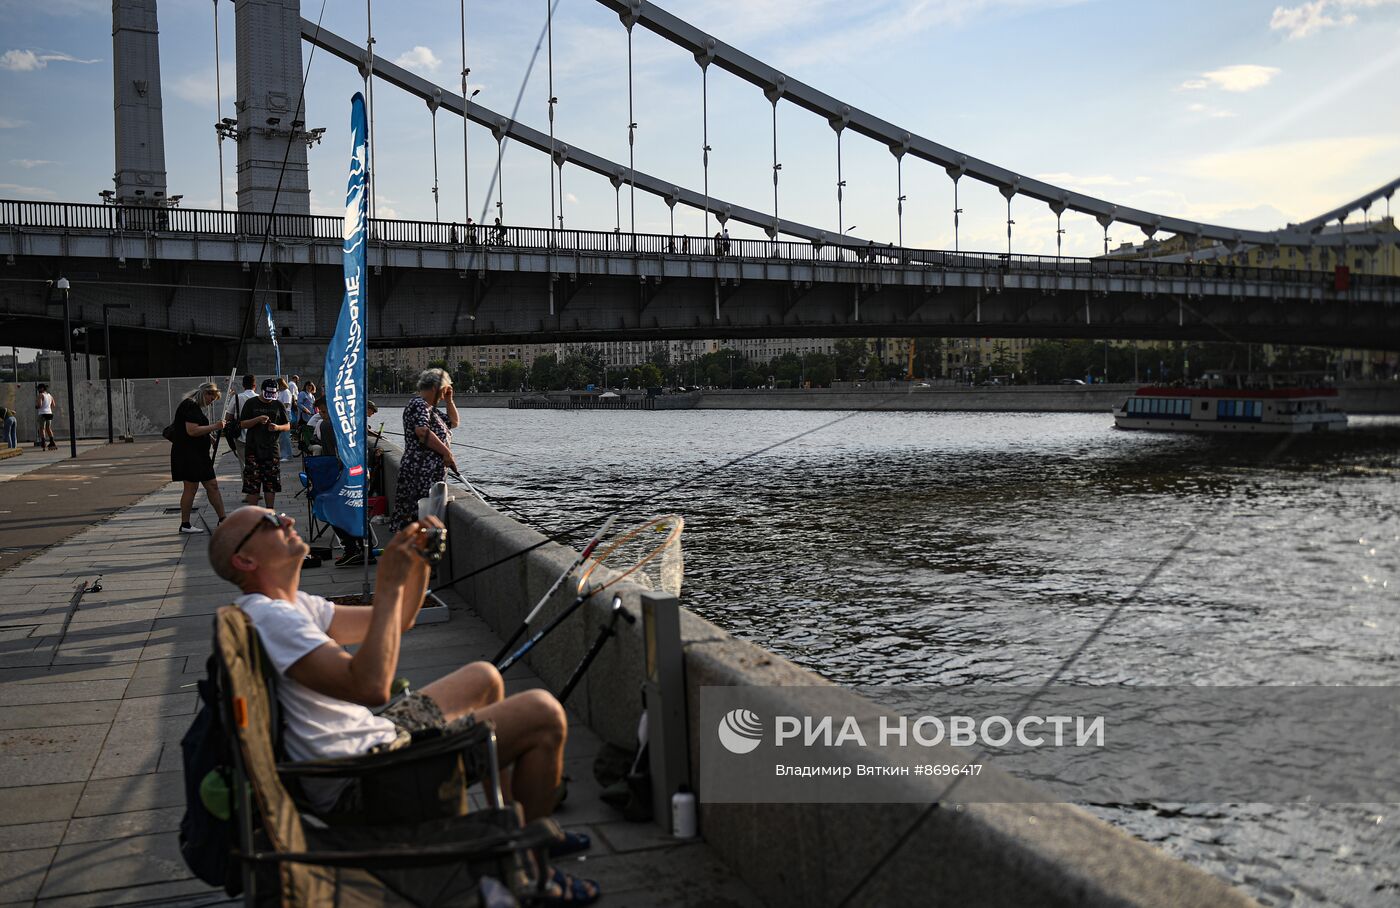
<box><xmin>390</xmin><ymin>368</ymin><xmax>458</xmax><ymax>532</ymax></box>
<box><xmin>172</xmin><ymin>382</ymin><xmax>229</xmax><ymax>534</ymax></box>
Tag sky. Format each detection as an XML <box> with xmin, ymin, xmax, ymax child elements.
<box><xmin>0</xmin><ymin>0</ymin><xmax>1398</xmax><ymax>264</ymax></box>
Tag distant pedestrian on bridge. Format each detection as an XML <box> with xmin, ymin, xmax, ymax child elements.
<box><xmin>172</xmin><ymin>382</ymin><xmax>229</xmax><ymax>534</ymax></box>
<box><xmin>493</xmin><ymin>217</ymin><xmax>506</xmax><ymax>245</ymax></box>
<box><xmin>390</xmin><ymin>368</ymin><xmax>458</xmax><ymax>534</ymax></box>
<box><xmin>466</xmin><ymin>217</ymin><xmax>477</xmax><ymax>245</ymax></box>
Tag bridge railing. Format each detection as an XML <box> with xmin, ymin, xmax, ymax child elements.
<box><xmin>2</xmin><ymin>198</ymin><xmax>1394</xmax><ymax>290</ymax></box>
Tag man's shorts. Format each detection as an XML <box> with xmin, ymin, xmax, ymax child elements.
<box><xmin>241</xmin><ymin>453</ymin><xmax>281</xmax><ymax>495</ymax></box>
<box><xmin>38</xmin><ymin>414</ymin><xmax>52</xmax><ymax>423</ymax></box>
<box><xmin>380</xmin><ymin>690</ymin><xmax>476</xmax><ymax>738</ymax></box>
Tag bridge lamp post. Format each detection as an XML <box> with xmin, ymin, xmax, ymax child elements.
<box><xmin>56</xmin><ymin>278</ymin><xmax>77</xmax><ymax>459</ymax></box>
<box><xmin>898</xmin><ymin>195</ymin><xmax>907</xmax><ymax>248</ymax></box>
<box><xmin>102</xmin><ymin>304</ymin><xmax>130</xmax><ymax>444</ymax></box>
<box><xmin>727</xmin><ymin>353</ymin><xmax>736</xmax><ymax>389</ymax></box>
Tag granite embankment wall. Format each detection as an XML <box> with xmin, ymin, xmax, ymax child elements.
<box><xmin>383</xmin><ymin>447</ymin><xmax>1255</xmax><ymax>907</ymax></box>
<box><xmin>374</xmin><ymin>382</ymin><xmax>1400</xmax><ymax>414</ymax></box>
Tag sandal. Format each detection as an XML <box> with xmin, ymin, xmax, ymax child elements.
<box><xmin>538</xmin><ymin>867</ymin><xmax>600</xmax><ymax>906</ymax></box>
<box><xmin>548</xmin><ymin>831</ymin><xmax>591</xmax><ymax>858</ymax></box>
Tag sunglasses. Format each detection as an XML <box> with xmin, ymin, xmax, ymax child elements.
<box><xmin>232</xmin><ymin>512</ymin><xmax>288</xmax><ymax>555</ymax></box>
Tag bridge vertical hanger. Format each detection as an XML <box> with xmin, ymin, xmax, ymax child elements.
<box><xmin>610</xmin><ymin>170</ymin><xmax>625</xmax><ymax>237</ymax></box>
<box><xmin>364</xmin><ymin>0</ymin><xmax>377</xmax><ymax>220</ymax></box>
<box><xmin>829</xmin><ymin>107</ymin><xmax>850</xmax><ymax>239</ymax></box>
<box><xmin>1097</xmin><ymin>207</ymin><xmax>1116</xmax><ymax>258</ymax></box>
<box><xmin>1050</xmin><ymin>194</ymin><xmax>1068</xmax><ymax>262</ymax></box>
<box><xmin>695</xmin><ymin>37</ymin><xmax>716</xmax><ymax>237</ymax></box>
<box><xmin>621</xmin><ymin>2</ymin><xmax>642</xmax><ymax>244</ymax></box>
<box><xmin>491</xmin><ymin>117</ymin><xmax>509</xmax><ymax>224</ymax></box>
<box><xmin>765</xmin><ymin>75</ymin><xmax>786</xmax><ymax>240</ymax></box>
<box><xmin>1000</xmin><ymin>177</ymin><xmax>1020</xmax><ymax>258</ymax></box>
<box><xmin>666</xmin><ymin>186</ymin><xmax>680</xmax><ymax>239</ymax></box>
<box><xmin>210</xmin><ymin>0</ymin><xmax>225</xmax><ymax>210</ymax></box>
<box><xmin>546</xmin><ymin>0</ymin><xmax>558</xmax><ymax>247</ymax></box>
<box><xmin>553</xmin><ymin>145</ymin><xmax>570</xmax><ymax>229</ymax></box>
<box><xmin>892</xmin><ymin>133</ymin><xmax>910</xmax><ymax>248</ymax></box>
<box><xmin>946</xmin><ymin>157</ymin><xmax>967</xmax><ymax>252</ymax></box>
<box><xmin>459</xmin><ymin>0</ymin><xmax>473</xmax><ymax>223</ymax></box>
<box><xmin>428</xmin><ymin>89</ymin><xmax>442</xmax><ymax>222</ymax></box>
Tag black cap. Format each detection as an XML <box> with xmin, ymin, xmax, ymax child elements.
<box><xmin>261</xmin><ymin>378</ymin><xmax>279</xmax><ymax>399</ymax></box>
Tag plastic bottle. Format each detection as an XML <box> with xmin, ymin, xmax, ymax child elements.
<box><xmin>671</xmin><ymin>786</ymin><xmax>697</xmax><ymax>839</ymax></box>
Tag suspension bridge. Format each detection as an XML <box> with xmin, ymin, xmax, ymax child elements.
<box><xmin>0</xmin><ymin>0</ymin><xmax>1396</xmax><ymax>377</ymax></box>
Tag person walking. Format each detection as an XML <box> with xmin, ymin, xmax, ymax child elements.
<box><xmin>1</xmin><ymin>404</ymin><xmax>16</xmax><ymax>449</ymax></box>
<box><xmin>390</xmin><ymin>368</ymin><xmax>458</xmax><ymax>533</ymax></box>
<box><xmin>239</xmin><ymin>378</ymin><xmax>290</xmax><ymax>509</ymax></box>
<box><xmin>223</xmin><ymin>374</ymin><xmax>257</xmax><ymax>460</ymax></box>
<box><xmin>171</xmin><ymin>382</ymin><xmax>229</xmax><ymax>534</ymax></box>
<box><xmin>277</xmin><ymin>378</ymin><xmax>296</xmax><ymax>461</ymax></box>
<box><xmin>35</xmin><ymin>383</ymin><xmax>56</xmax><ymax>450</ymax></box>
<box><xmin>296</xmin><ymin>381</ymin><xmax>317</xmax><ymax>453</ymax></box>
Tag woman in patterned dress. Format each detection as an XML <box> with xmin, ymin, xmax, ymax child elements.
<box><xmin>390</xmin><ymin>368</ymin><xmax>459</xmax><ymax>532</ymax></box>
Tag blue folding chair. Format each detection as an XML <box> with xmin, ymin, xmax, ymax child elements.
<box><xmin>298</xmin><ymin>455</ymin><xmax>342</xmax><ymax>546</ymax></box>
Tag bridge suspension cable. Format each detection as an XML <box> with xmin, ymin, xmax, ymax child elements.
<box><xmin>587</xmin><ymin>0</ymin><xmax>1396</xmax><ymax>249</ymax></box>
<box><xmin>301</xmin><ymin>18</ymin><xmax>1390</xmax><ymax>254</ymax></box>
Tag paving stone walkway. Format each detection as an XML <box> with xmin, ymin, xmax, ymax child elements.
<box><xmin>0</xmin><ymin>446</ymin><xmax>760</xmax><ymax>907</ymax></box>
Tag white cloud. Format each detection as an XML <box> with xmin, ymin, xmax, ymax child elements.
<box><xmin>1181</xmin><ymin>134</ymin><xmax>1400</xmax><ymax>218</ymax></box>
<box><xmin>1186</xmin><ymin>102</ymin><xmax>1237</xmax><ymax>118</ymax></box>
<box><xmin>1179</xmin><ymin>64</ymin><xmax>1280</xmax><ymax>92</ymax></box>
<box><xmin>393</xmin><ymin>46</ymin><xmax>442</xmax><ymax>74</ymax></box>
<box><xmin>0</xmin><ymin>116</ymin><xmax>28</xmax><ymax>129</ymax></box>
<box><xmin>1269</xmin><ymin>0</ymin><xmax>1399</xmax><ymax>39</ymax></box>
<box><xmin>565</xmin><ymin>192</ymin><xmax>579</xmax><ymax>204</ymax></box>
<box><xmin>8</xmin><ymin>159</ymin><xmax>57</xmax><ymax>168</ymax></box>
<box><xmin>168</xmin><ymin>67</ymin><xmax>235</xmax><ymax>106</ymax></box>
<box><xmin>0</xmin><ymin>49</ymin><xmax>101</xmax><ymax>71</ymax></box>
<box><xmin>0</xmin><ymin>182</ymin><xmax>56</xmax><ymax>198</ymax></box>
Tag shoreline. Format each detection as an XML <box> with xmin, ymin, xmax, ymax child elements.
<box><xmin>370</xmin><ymin>381</ymin><xmax>1400</xmax><ymax>414</ymax></box>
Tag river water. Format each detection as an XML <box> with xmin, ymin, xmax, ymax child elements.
<box><xmin>389</xmin><ymin>406</ymin><xmax>1399</xmax><ymax>905</ymax></box>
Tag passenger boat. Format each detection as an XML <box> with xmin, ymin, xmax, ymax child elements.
<box><xmin>1113</xmin><ymin>374</ymin><xmax>1347</xmax><ymax>434</ymax></box>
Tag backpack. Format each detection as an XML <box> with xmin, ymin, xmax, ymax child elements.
<box><xmin>178</xmin><ymin>655</ymin><xmax>243</xmax><ymax>895</ymax></box>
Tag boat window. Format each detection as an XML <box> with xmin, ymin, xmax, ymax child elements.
<box><xmin>1200</xmin><ymin>401</ymin><xmax>1209</xmax><ymax>412</ymax></box>
<box><xmin>1151</xmin><ymin>399</ymin><xmax>1161</xmax><ymax>414</ymax></box>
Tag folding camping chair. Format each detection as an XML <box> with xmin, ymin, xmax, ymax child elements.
<box><xmin>214</xmin><ymin>606</ymin><xmax>562</xmax><ymax>905</ymax></box>
<box><xmin>296</xmin><ymin>455</ymin><xmax>342</xmax><ymax>547</ymax></box>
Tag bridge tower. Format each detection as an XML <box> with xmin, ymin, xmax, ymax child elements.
<box><xmin>234</xmin><ymin>0</ymin><xmax>311</xmax><ymax>214</ymax></box>
<box><xmin>111</xmin><ymin>0</ymin><xmax>170</xmax><ymax>206</ymax></box>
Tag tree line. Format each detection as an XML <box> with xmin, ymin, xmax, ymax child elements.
<box><xmin>368</xmin><ymin>339</ymin><xmax>1337</xmax><ymax>393</ymax></box>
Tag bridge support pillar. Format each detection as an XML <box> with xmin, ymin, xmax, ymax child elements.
<box><xmin>234</xmin><ymin>0</ymin><xmax>311</xmax><ymax>214</ymax></box>
<box><xmin>112</xmin><ymin>0</ymin><xmax>170</xmax><ymax>205</ymax></box>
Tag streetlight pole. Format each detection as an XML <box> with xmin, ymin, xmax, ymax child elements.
<box><xmin>103</xmin><ymin>303</ymin><xmax>130</xmax><ymax>444</ymax></box>
<box><xmin>57</xmin><ymin>277</ymin><xmax>77</xmax><ymax>458</ymax></box>
<box><xmin>727</xmin><ymin>353</ymin><xmax>735</xmax><ymax>389</ymax></box>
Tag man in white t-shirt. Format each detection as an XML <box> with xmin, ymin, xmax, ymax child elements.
<box><xmin>207</xmin><ymin>507</ymin><xmax>569</xmax><ymax>822</ymax></box>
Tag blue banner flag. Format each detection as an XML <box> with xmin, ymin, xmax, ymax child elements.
<box><xmin>316</xmin><ymin>93</ymin><xmax>369</xmax><ymax>538</ymax></box>
<box><xmin>264</xmin><ymin>302</ymin><xmax>282</xmax><ymax>379</ymax></box>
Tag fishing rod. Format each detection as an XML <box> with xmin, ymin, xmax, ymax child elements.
<box><xmin>486</xmin><ymin>512</ymin><xmax>617</xmax><ymax>665</ymax></box>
